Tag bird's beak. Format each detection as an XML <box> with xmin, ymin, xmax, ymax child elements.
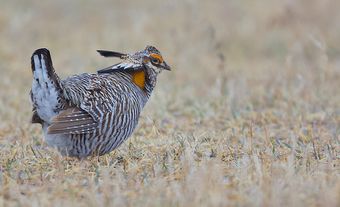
<box><xmin>161</xmin><ymin>61</ymin><xmax>171</xmax><ymax>71</ymax></box>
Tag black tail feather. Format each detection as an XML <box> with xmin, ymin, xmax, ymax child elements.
<box><xmin>30</xmin><ymin>48</ymin><xmax>65</xmax><ymax>123</ymax></box>
<box><xmin>31</xmin><ymin>48</ymin><xmax>53</xmax><ymax>72</ymax></box>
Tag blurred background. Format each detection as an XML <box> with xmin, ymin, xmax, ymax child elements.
<box><xmin>0</xmin><ymin>0</ymin><xmax>339</xmax><ymax>206</ymax></box>
<box><xmin>0</xmin><ymin>0</ymin><xmax>339</xmax><ymax>126</ymax></box>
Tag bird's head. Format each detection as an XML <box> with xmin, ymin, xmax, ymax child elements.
<box><xmin>97</xmin><ymin>45</ymin><xmax>171</xmax><ymax>76</ymax></box>
<box><xmin>141</xmin><ymin>45</ymin><xmax>171</xmax><ymax>74</ymax></box>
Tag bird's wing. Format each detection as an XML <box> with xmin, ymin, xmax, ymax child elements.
<box><xmin>47</xmin><ymin>74</ymin><xmax>124</xmax><ymax>135</ymax></box>
<box><xmin>48</xmin><ymin>107</ymin><xmax>97</xmax><ymax>134</ymax></box>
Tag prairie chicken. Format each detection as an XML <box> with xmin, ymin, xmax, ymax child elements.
<box><xmin>30</xmin><ymin>46</ymin><xmax>170</xmax><ymax>158</ymax></box>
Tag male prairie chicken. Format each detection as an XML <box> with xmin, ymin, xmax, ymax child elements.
<box><xmin>30</xmin><ymin>46</ymin><xmax>170</xmax><ymax>158</ymax></box>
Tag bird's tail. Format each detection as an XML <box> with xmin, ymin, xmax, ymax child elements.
<box><xmin>30</xmin><ymin>48</ymin><xmax>65</xmax><ymax>124</ymax></box>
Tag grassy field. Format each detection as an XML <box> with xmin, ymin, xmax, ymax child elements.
<box><xmin>0</xmin><ymin>0</ymin><xmax>339</xmax><ymax>206</ymax></box>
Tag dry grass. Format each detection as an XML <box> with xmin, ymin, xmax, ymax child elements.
<box><xmin>0</xmin><ymin>0</ymin><xmax>339</xmax><ymax>206</ymax></box>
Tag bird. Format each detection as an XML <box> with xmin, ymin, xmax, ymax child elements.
<box><xmin>30</xmin><ymin>46</ymin><xmax>171</xmax><ymax>158</ymax></box>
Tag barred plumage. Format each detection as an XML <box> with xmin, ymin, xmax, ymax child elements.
<box><xmin>30</xmin><ymin>46</ymin><xmax>170</xmax><ymax>157</ymax></box>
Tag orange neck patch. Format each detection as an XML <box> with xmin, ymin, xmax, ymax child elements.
<box><xmin>131</xmin><ymin>70</ymin><xmax>146</xmax><ymax>90</ymax></box>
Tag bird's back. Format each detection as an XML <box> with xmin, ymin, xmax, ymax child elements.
<box><xmin>48</xmin><ymin>72</ymin><xmax>149</xmax><ymax>156</ymax></box>
<box><xmin>62</xmin><ymin>72</ymin><xmax>148</xmax><ymax>115</ymax></box>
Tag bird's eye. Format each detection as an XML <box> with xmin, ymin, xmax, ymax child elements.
<box><xmin>151</xmin><ymin>58</ymin><xmax>160</xmax><ymax>65</ymax></box>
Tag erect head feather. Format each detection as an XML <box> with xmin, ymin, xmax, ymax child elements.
<box><xmin>96</xmin><ymin>50</ymin><xmax>127</xmax><ymax>59</ymax></box>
